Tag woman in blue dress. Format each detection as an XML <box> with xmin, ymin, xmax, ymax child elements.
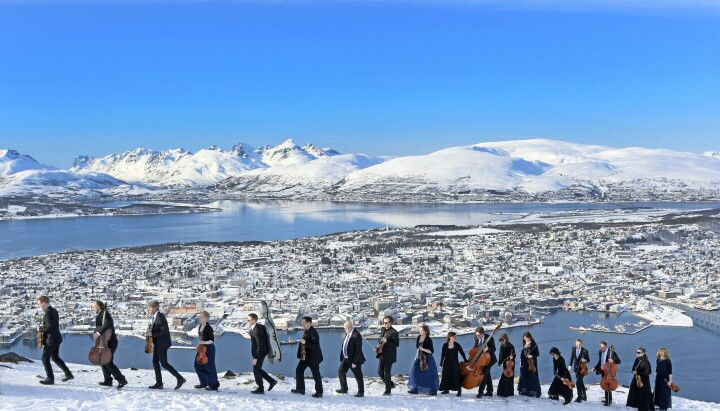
<box><xmin>193</xmin><ymin>311</ymin><xmax>220</xmax><ymax>390</ymax></box>
<box><xmin>407</xmin><ymin>325</ymin><xmax>439</xmax><ymax>395</ymax></box>
<box><xmin>518</xmin><ymin>331</ymin><xmax>541</xmax><ymax>398</ymax></box>
<box><xmin>654</xmin><ymin>347</ymin><xmax>673</xmax><ymax>411</ymax></box>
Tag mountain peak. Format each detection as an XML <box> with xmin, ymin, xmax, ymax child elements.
<box><xmin>704</xmin><ymin>151</ymin><xmax>720</xmax><ymax>160</ymax></box>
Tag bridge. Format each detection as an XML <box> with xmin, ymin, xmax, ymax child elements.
<box><xmin>658</xmin><ymin>301</ymin><xmax>720</xmax><ymax>334</ymax></box>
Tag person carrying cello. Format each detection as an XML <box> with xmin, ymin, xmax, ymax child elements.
<box><xmin>473</xmin><ymin>326</ymin><xmax>496</xmax><ymax>398</ymax></box>
<box><xmin>92</xmin><ymin>300</ymin><xmax>128</xmax><ymax>389</ymax></box>
<box><xmin>567</xmin><ymin>338</ymin><xmax>590</xmax><ymax>402</ymax></box>
<box><xmin>592</xmin><ymin>341</ymin><xmax>621</xmax><ymax>406</ymax></box>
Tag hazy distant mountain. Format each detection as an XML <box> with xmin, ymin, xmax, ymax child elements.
<box><xmin>3</xmin><ymin>139</ymin><xmax>720</xmax><ymax>202</ymax></box>
<box><xmin>704</xmin><ymin>151</ymin><xmax>720</xmax><ymax>160</ymax></box>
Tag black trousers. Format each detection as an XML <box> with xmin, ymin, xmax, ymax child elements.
<box><xmin>574</xmin><ymin>371</ymin><xmax>586</xmax><ymax>399</ymax></box>
<box><xmin>378</xmin><ymin>358</ymin><xmax>394</xmax><ymax>391</ymax></box>
<box><xmin>152</xmin><ymin>346</ymin><xmax>182</xmax><ymax>384</ymax></box>
<box><xmin>102</xmin><ymin>345</ymin><xmax>126</xmax><ymax>383</ymax></box>
<box><xmin>478</xmin><ymin>365</ymin><xmax>493</xmax><ymax>394</ymax></box>
<box><xmin>296</xmin><ymin>360</ymin><xmax>323</xmax><ymax>394</ymax></box>
<box><xmin>42</xmin><ymin>343</ymin><xmax>71</xmax><ymax>380</ymax></box>
<box><xmin>338</xmin><ymin>359</ymin><xmax>364</xmax><ymax>394</ymax></box>
<box><xmin>253</xmin><ymin>356</ymin><xmax>275</xmax><ymax>389</ymax></box>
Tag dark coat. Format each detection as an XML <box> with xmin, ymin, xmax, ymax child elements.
<box><xmin>473</xmin><ymin>333</ymin><xmax>497</xmax><ymax>364</ymax></box>
<box><xmin>41</xmin><ymin>305</ymin><xmax>63</xmax><ymax>347</ymax></box>
<box><xmin>199</xmin><ymin>323</ymin><xmax>214</xmax><ymax>342</ymax></box>
<box><xmin>250</xmin><ymin>322</ymin><xmax>271</xmax><ymax>360</ymax></box>
<box><xmin>378</xmin><ymin>327</ymin><xmax>400</xmax><ymax>363</ymax></box>
<box><xmin>498</xmin><ymin>341</ymin><xmax>515</xmax><ymax>367</ymax></box>
<box><xmin>339</xmin><ymin>328</ymin><xmax>366</xmax><ymax>366</ymax></box>
<box><xmin>415</xmin><ymin>335</ymin><xmax>434</xmax><ymax>353</ymax></box>
<box><xmin>568</xmin><ymin>346</ymin><xmax>590</xmax><ymax>373</ymax></box>
<box><xmin>594</xmin><ymin>348</ymin><xmax>621</xmax><ymax>375</ymax></box>
<box><xmin>297</xmin><ymin>326</ymin><xmax>324</xmax><ymax>367</ymax></box>
<box><xmin>627</xmin><ymin>355</ymin><xmax>654</xmax><ymax>410</ymax></box>
<box><xmin>150</xmin><ymin>312</ymin><xmax>171</xmax><ymax>350</ymax></box>
<box><xmin>94</xmin><ymin>309</ymin><xmax>118</xmax><ymax>350</ymax></box>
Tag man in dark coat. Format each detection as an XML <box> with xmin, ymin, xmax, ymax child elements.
<box><xmin>37</xmin><ymin>295</ymin><xmax>73</xmax><ymax>385</ymax></box>
<box><xmin>147</xmin><ymin>300</ymin><xmax>185</xmax><ymax>390</ymax></box>
<box><xmin>473</xmin><ymin>326</ymin><xmax>497</xmax><ymax>397</ymax></box>
<box><xmin>568</xmin><ymin>338</ymin><xmax>590</xmax><ymax>402</ymax></box>
<box><xmin>377</xmin><ymin>315</ymin><xmax>400</xmax><ymax>395</ymax></box>
<box><xmin>337</xmin><ymin>320</ymin><xmax>366</xmax><ymax>397</ymax></box>
<box><xmin>248</xmin><ymin>312</ymin><xmax>277</xmax><ymax>394</ymax></box>
<box><xmin>291</xmin><ymin>316</ymin><xmax>324</xmax><ymax>397</ymax></box>
<box><xmin>93</xmin><ymin>300</ymin><xmax>128</xmax><ymax>389</ymax></box>
<box><xmin>592</xmin><ymin>341</ymin><xmax>621</xmax><ymax>406</ymax></box>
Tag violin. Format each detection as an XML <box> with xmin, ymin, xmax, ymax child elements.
<box><xmin>37</xmin><ymin>322</ymin><xmax>43</xmax><ymax>348</ymax></box>
<box><xmin>579</xmin><ymin>361</ymin><xmax>589</xmax><ymax>377</ymax></box>
<box><xmin>301</xmin><ymin>341</ymin><xmax>307</xmax><ymax>361</ymax></box>
<box><xmin>375</xmin><ymin>330</ymin><xmax>387</xmax><ymax>358</ymax></box>
<box><xmin>599</xmin><ymin>344</ymin><xmax>618</xmax><ymax>392</ymax></box>
<box><xmin>419</xmin><ymin>350</ymin><xmax>428</xmax><ymax>372</ymax></box>
<box><xmin>635</xmin><ymin>373</ymin><xmax>643</xmax><ymax>388</ymax></box>
<box><xmin>196</xmin><ymin>344</ymin><xmax>208</xmax><ymax>365</ymax></box>
<box><xmin>528</xmin><ymin>356</ymin><xmax>537</xmax><ymax>373</ymax></box>
<box><xmin>558</xmin><ymin>374</ymin><xmax>576</xmax><ymax>389</ymax></box>
<box><xmin>502</xmin><ymin>350</ymin><xmax>515</xmax><ymax>378</ymax></box>
<box><xmin>145</xmin><ymin>336</ymin><xmax>153</xmax><ymax>354</ymax></box>
<box><xmin>666</xmin><ymin>380</ymin><xmax>680</xmax><ymax>392</ymax></box>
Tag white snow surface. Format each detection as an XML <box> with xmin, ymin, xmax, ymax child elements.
<box><xmin>0</xmin><ymin>149</ymin><xmax>55</xmax><ymax>177</ymax></box>
<box><xmin>0</xmin><ymin>360</ymin><xmax>715</xmax><ymax>410</ymax></box>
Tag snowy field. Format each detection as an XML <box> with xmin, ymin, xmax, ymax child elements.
<box><xmin>0</xmin><ymin>360</ymin><xmax>717</xmax><ymax>410</ymax></box>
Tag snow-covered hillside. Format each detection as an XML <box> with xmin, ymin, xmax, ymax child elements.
<box><xmin>705</xmin><ymin>151</ymin><xmax>720</xmax><ymax>160</ymax></box>
<box><xmin>333</xmin><ymin>139</ymin><xmax>720</xmax><ymax>200</ymax></box>
<box><xmin>0</xmin><ymin>360</ymin><xmax>715</xmax><ymax>411</ymax></box>
<box><xmin>0</xmin><ymin>149</ymin><xmax>55</xmax><ymax>177</ymax></box>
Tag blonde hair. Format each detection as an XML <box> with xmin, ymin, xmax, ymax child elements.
<box><xmin>201</xmin><ymin>310</ymin><xmax>210</xmax><ymax>319</ymax></box>
<box><xmin>656</xmin><ymin>347</ymin><xmax>670</xmax><ymax>360</ymax></box>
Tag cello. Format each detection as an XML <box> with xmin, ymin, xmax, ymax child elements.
<box><xmin>459</xmin><ymin>322</ymin><xmax>503</xmax><ymax>389</ymax></box>
<box><xmin>88</xmin><ymin>306</ymin><xmax>113</xmax><ymax>366</ymax></box>
<box><xmin>502</xmin><ymin>349</ymin><xmax>515</xmax><ymax>378</ymax></box>
<box><xmin>599</xmin><ymin>344</ymin><xmax>619</xmax><ymax>393</ymax></box>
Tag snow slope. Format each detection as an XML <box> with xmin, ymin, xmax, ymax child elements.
<box><xmin>0</xmin><ymin>360</ymin><xmax>715</xmax><ymax>411</ymax></box>
<box><xmin>0</xmin><ymin>149</ymin><xmax>55</xmax><ymax>177</ymax></box>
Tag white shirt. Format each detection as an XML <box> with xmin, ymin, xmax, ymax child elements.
<box><xmin>150</xmin><ymin>312</ymin><xmax>158</xmax><ymax>329</ymax></box>
<box><xmin>342</xmin><ymin>331</ymin><xmax>352</xmax><ymax>358</ymax></box>
<box><xmin>601</xmin><ymin>349</ymin><xmax>608</xmax><ymax>365</ymax></box>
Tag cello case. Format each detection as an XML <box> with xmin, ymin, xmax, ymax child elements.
<box><xmin>258</xmin><ymin>300</ymin><xmax>282</xmax><ymax>364</ymax></box>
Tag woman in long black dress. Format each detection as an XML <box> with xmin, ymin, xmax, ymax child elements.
<box><xmin>439</xmin><ymin>331</ymin><xmax>467</xmax><ymax>396</ymax></box>
<box><xmin>193</xmin><ymin>311</ymin><xmax>220</xmax><ymax>390</ymax></box>
<box><xmin>654</xmin><ymin>347</ymin><xmax>673</xmax><ymax>411</ymax></box>
<box><xmin>407</xmin><ymin>325</ymin><xmax>439</xmax><ymax>395</ymax></box>
<box><xmin>627</xmin><ymin>346</ymin><xmax>654</xmax><ymax>411</ymax></box>
<box><xmin>496</xmin><ymin>332</ymin><xmax>515</xmax><ymax>397</ymax></box>
<box><xmin>547</xmin><ymin>347</ymin><xmax>573</xmax><ymax>404</ymax></box>
<box><xmin>518</xmin><ymin>331</ymin><xmax>541</xmax><ymax>398</ymax></box>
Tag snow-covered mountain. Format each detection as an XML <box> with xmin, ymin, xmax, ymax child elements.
<box><xmin>255</xmin><ymin>139</ymin><xmax>318</xmax><ymax>166</ymax></box>
<box><xmin>704</xmin><ymin>151</ymin><xmax>720</xmax><ymax>160</ymax></box>
<box><xmin>0</xmin><ymin>149</ymin><xmax>55</xmax><ymax>177</ymax></box>
<box><xmin>332</xmin><ymin>139</ymin><xmax>720</xmax><ymax>200</ymax></box>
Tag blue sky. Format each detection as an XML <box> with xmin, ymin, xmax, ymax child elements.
<box><xmin>1</xmin><ymin>0</ymin><xmax>718</xmax><ymax>168</ymax></box>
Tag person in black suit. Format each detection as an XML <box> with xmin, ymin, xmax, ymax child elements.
<box><xmin>291</xmin><ymin>316</ymin><xmax>324</xmax><ymax>398</ymax></box>
<box><xmin>248</xmin><ymin>312</ymin><xmax>277</xmax><ymax>394</ymax></box>
<box><xmin>37</xmin><ymin>296</ymin><xmax>73</xmax><ymax>385</ymax></box>
<box><xmin>567</xmin><ymin>338</ymin><xmax>590</xmax><ymax>402</ymax></box>
<box><xmin>147</xmin><ymin>300</ymin><xmax>185</xmax><ymax>390</ymax></box>
<box><xmin>473</xmin><ymin>326</ymin><xmax>496</xmax><ymax>398</ymax></box>
<box><xmin>377</xmin><ymin>315</ymin><xmax>400</xmax><ymax>395</ymax></box>
<box><xmin>337</xmin><ymin>320</ymin><xmax>365</xmax><ymax>397</ymax></box>
<box><xmin>591</xmin><ymin>341</ymin><xmax>621</xmax><ymax>406</ymax></box>
<box><xmin>92</xmin><ymin>300</ymin><xmax>128</xmax><ymax>389</ymax></box>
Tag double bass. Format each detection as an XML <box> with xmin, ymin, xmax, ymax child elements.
<box><xmin>599</xmin><ymin>344</ymin><xmax>619</xmax><ymax>393</ymax></box>
<box><xmin>459</xmin><ymin>322</ymin><xmax>503</xmax><ymax>389</ymax></box>
<box><xmin>88</xmin><ymin>307</ymin><xmax>113</xmax><ymax>366</ymax></box>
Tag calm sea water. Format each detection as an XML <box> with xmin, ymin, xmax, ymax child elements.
<box><xmin>4</xmin><ymin>310</ymin><xmax>717</xmax><ymax>403</ymax></box>
<box><xmin>2</xmin><ymin>200</ymin><xmax>719</xmax><ymax>259</ymax></box>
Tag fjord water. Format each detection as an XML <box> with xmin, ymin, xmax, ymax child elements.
<box><xmin>5</xmin><ymin>310</ymin><xmax>717</xmax><ymax>403</ymax></box>
<box><xmin>2</xmin><ymin>200</ymin><xmax>720</xmax><ymax>259</ymax></box>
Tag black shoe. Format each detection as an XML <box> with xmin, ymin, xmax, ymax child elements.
<box><xmin>476</xmin><ymin>393</ymin><xmax>483</xmax><ymax>398</ymax></box>
<box><xmin>149</xmin><ymin>383</ymin><xmax>163</xmax><ymax>389</ymax></box>
<box><xmin>355</xmin><ymin>392</ymin><xmax>364</xmax><ymax>398</ymax></box>
<box><xmin>268</xmin><ymin>379</ymin><xmax>277</xmax><ymax>391</ymax></box>
<box><xmin>485</xmin><ymin>392</ymin><xmax>493</xmax><ymax>397</ymax></box>
<box><xmin>99</xmin><ymin>380</ymin><xmax>113</xmax><ymax>387</ymax></box>
<box><xmin>336</xmin><ymin>389</ymin><xmax>348</xmax><ymax>394</ymax></box>
<box><xmin>408</xmin><ymin>390</ymin><xmax>418</xmax><ymax>394</ymax></box>
<box><xmin>575</xmin><ymin>397</ymin><xmax>582</xmax><ymax>403</ymax></box>
<box><xmin>291</xmin><ymin>389</ymin><xmax>305</xmax><ymax>395</ymax></box>
<box><xmin>564</xmin><ymin>399</ymin><xmax>571</xmax><ymax>405</ymax></box>
<box><xmin>430</xmin><ymin>391</ymin><xmax>437</xmax><ymax>396</ymax></box>
<box><xmin>205</xmin><ymin>386</ymin><xmax>218</xmax><ymax>391</ymax></box>
<box><xmin>175</xmin><ymin>377</ymin><xmax>186</xmax><ymax>390</ymax></box>
<box><xmin>61</xmin><ymin>374</ymin><xmax>74</xmax><ymax>382</ymax></box>
<box><xmin>441</xmin><ymin>390</ymin><xmax>449</xmax><ymax>395</ymax></box>
<box><xmin>312</xmin><ymin>393</ymin><xmax>323</xmax><ymax>398</ymax></box>
<box><xmin>383</xmin><ymin>390</ymin><xmax>391</xmax><ymax>395</ymax></box>
<box><xmin>195</xmin><ymin>384</ymin><xmax>207</xmax><ymax>389</ymax></box>
<box><xmin>251</xmin><ymin>388</ymin><xmax>265</xmax><ymax>394</ymax></box>
<box><xmin>117</xmin><ymin>380</ymin><xmax>128</xmax><ymax>389</ymax></box>
<box><xmin>457</xmin><ymin>391</ymin><xmax>462</xmax><ymax>397</ymax></box>
<box><xmin>39</xmin><ymin>378</ymin><xmax>54</xmax><ymax>385</ymax></box>
<box><xmin>391</xmin><ymin>381</ymin><xmax>396</xmax><ymax>388</ymax></box>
